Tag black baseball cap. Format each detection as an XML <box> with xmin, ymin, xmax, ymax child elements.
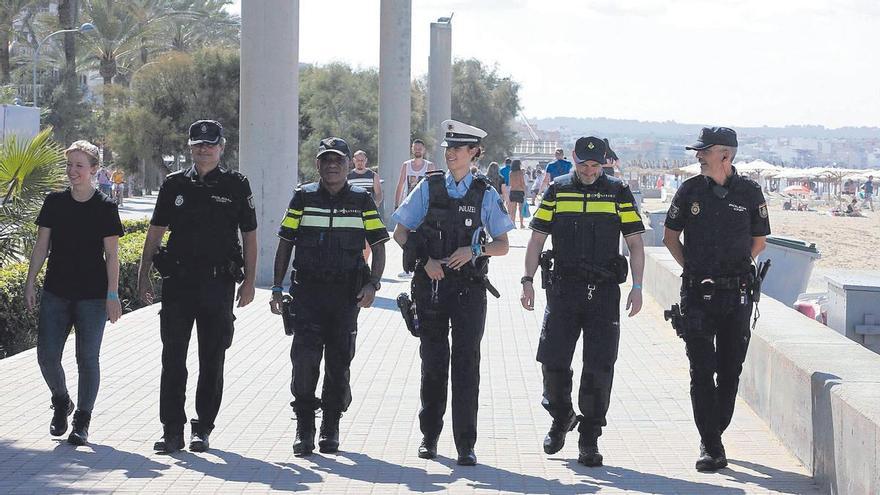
<box><xmin>188</xmin><ymin>120</ymin><xmax>223</xmax><ymax>145</ymax></box>
<box><xmin>316</xmin><ymin>137</ymin><xmax>351</xmax><ymax>159</ymax></box>
<box><xmin>573</xmin><ymin>136</ymin><xmax>607</xmax><ymax>164</ymax></box>
<box><xmin>686</xmin><ymin>126</ymin><xmax>738</xmax><ymax>150</ymax></box>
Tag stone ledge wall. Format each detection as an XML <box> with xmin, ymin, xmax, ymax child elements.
<box><xmin>643</xmin><ymin>246</ymin><xmax>880</xmax><ymax>495</ymax></box>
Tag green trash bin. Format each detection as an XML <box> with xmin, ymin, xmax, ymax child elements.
<box><xmin>760</xmin><ymin>235</ymin><xmax>821</xmax><ymax>305</ymax></box>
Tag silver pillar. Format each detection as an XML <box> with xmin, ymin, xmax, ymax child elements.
<box><xmin>427</xmin><ymin>18</ymin><xmax>452</xmax><ymax>168</ymax></box>
<box><xmin>379</xmin><ymin>0</ymin><xmax>412</xmax><ymax>222</ymax></box>
<box><xmin>239</xmin><ymin>1</ymin><xmax>299</xmax><ymax>286</ymax></box>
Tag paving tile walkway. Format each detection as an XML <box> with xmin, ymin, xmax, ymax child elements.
<box><xmin>0</xmin><ymin>229</ymin><xmax>821</xmax><ymax>494</ymax></box>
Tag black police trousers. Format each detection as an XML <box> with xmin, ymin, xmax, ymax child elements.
<box><xmin>680</xmin><ymin>284</ymin><xmax>752</xmax><ymax>448</ymax></box>
<box><xmin>537</xmin><ymin>281</ymin><xmax>620</xmax><ymax>442</ymax></box>
<box><xmin>413</xmin><ymin>271</ymin><xmax>487</xmax><ymax>451</ymax></box>
<box><xmin>159</xmin><ymin>276</ymin><xmax>236</xmax><ymax>435</ymax></box>
<box><xmin>289</xmin><ymin>280</ymin><xmax>359</xmax><ymax>415</ymax></box>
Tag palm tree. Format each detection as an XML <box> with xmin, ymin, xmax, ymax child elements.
<box><xmin>0</xmin><ymin>127</ymin><xmax>66</xmax><ymax>265</ymax></box>
<box><xmin>0</xmin><ymin>0</ymin><xmax>38</xmax><ymax>84</ymax></box>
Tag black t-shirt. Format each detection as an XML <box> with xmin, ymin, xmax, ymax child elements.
<box><xmin>665</xmin><ymin>170</ymin><xmax>771</xmax><ymax>277</ymax></box>
<box><xmin>36</xmin><ymin>189</ymin><xmax>124</xmax><ymax>300</ymax></box>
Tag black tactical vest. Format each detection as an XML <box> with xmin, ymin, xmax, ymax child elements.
<box><xmin>293</xmin><ymin>182</ymin><xmax>368</xmax><ymax>274</ymax></box>
<box><xmin>551</xmin><ymin>174</ymin><xmax>623</xmax><ymax>269</ymax></box>
<box><xmin>416</xmin><ymin>171</ymin><xmax>489</xmax><ymax>276</ymax></box>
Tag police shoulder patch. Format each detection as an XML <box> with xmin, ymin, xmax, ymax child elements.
<box><xmin>758</xmin><ymin>203</ymin><xmax>768</xmax><ymax>218</ymax></box>
<box><xmin>247</xmin><ymin>195</ymin><xmax>255</xmax><ymax>209</ymax></box>
<box><xmin>497</xmin><ymin>198</ymin><xmax>508</xmax><ymax>214</ymax></box>
<box><xmin>669</xmin><ymin>203</ymin><xmax>680</xmax><ymax>219</ymax></box>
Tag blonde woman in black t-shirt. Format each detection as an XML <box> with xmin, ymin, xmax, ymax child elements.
<box><xmin>24</xmin><ymin>140</ymin><xmax>124</xmax><ymax>446</ymax></box>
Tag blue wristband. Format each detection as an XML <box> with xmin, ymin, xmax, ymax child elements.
<box><xmin>632</xmin><ymin>284</ymin><xmax>642</xmax><ymax>290</ymax></box>
<box><xmin>107</xmin><ymin>292</ymin><xmax>119</xmax><ymax>300</ymax></box>
<box><xmin>271</xmin><ymin>285</ymin><xmax>284</xmax><ymax>293</ymax></box>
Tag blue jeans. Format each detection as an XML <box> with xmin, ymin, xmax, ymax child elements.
<box><xmin>37</xmin><ymin>290</ymin><xmax>107</xmax><ymax>413</ymax></box>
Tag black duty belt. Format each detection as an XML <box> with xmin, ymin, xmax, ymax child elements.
<box><xmin>295</xmin><ymin>269</ymin><xmax>356</xmax><ymax>284</ymax></box>
<box><xmin>684</xmin><ymin>275</ymin><xmax>748</xmax><ymax>290</ymax></box>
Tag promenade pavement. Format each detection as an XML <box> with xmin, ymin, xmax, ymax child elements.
<box><xmin>0</xmin><ymin>228</ymin><xmax>821</xmax><ymax>494</ymax></box>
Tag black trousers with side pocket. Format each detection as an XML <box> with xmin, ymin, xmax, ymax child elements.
<box><xmin>159</xmin><ymin>276</ymin><xmax>236</xmax><ymax>435</ymax></box>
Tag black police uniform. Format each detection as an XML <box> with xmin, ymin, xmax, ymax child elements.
<box><xmin>151</xmin><ymin>165</ymin><xmax>257</xmax><ymax>438</ymax></box>
<box><xmin>664</xmin><ymin>168</ymin><xmax>770</xmax><ymax>451</ymax></box>
<box><xmin>411</xmin><ymin>171</ymin><xmax>494</xmax><ymax>455</ymax></box>
<box><xmin>530</xmin><ymin>171</ymin><xmax>645</xmax><ymax>445</ymax></box>
<box><xmin>278</xmin><ymin>181</ymin><xmax>389</xmax><ymax>417</ymax></box>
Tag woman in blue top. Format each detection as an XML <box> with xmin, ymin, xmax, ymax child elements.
<box><xmin>24</xmin><ymin>140</ymin><xmax>124</xmax><ymax>446</ymax></box>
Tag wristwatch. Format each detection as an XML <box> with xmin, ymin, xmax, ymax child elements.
<box><xmin>520</xmin><ymin>276</ymin><xmax>534</xmax><ymax>284</ymax></box>
<box><xmin>368</xmin><ymin>279</ymin><xmax>381</xmax><ymax>291</ymax></box>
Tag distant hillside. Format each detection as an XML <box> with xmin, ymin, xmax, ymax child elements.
<box><xmin>533</xmin><ymin>117</ymin><xmax>880</xmax><ymax>140</ymax></box>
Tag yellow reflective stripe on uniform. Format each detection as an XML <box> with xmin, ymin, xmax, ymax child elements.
<box><xmin>300</xmin><ymin>215</ymin><xmax>330</xmax><ymax>228</ymax></box>
<box><xmin>619</xmin><ymin>210</ymin><xmax>641</xmax><ymax>223</ymax></box>
<box><xmin>555</xmin><ymin>201</ymin><xmax>583</xmax><ymax>213</ymax></box>
<box><xmin>556</xmin><ymin>192</ymin><xmax>584</xmax><ymax>199</ymax></box>
<box><xmin>619</xmin><ymin>203</ymin><xmax>633</xmax><ymax>208</ymax></box>
<box><xmin>535</xmin><ymin>207</ymin><xmax>553</xmax><ymax>221</ymax></box>
<box><xmin>281</xmin><ymin>216</ymin><xmax>300</xmax><ymax>230</ymax></box>
<box><xmin>363</xmin><ymin>210</ymin><xmax>379</xmax><ymax>217</ymax></box>
<box><xmin>540</xmin><ymin>200</ymin><xmax>556</xmax><ymax>207</ymax></box>
<box><xmin>333</xmin><ymin>216</ymin><xmax>365</xmax><ymax>229</ymax></box>
<box><xmin>289</xmin><ymin>208</ymin><xmax>303</xmax><ymax>216</ymax></box>
<box><xmin>364</xmin><ymin>218</ymin><xmax>385</xmax><ymax>230</ymax></box>
<box><xmin>585</xmin><ymin>201</ymin><xmax>616</xmax><ymax>214</ymax></box>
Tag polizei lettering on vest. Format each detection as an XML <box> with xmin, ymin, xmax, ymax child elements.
<box><xmin>458</xmin><ymin>205</ymin><xmax>477</xmax><ymax>213</ymax></box>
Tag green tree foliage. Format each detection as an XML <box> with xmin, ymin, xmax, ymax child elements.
<box><xmin>0</xmin><ymin>0</ymin><xmax>38</xmax><ymax>84</ymax></box>
<box><xmin>0</xmin><ymin>128</ymin><xmax>66</xmax><ymax>265</ymax></box>
<box><xmin>108</xmin><ymin>47</ymin><xmax>240</xmax><ymax>182</ymax></box>
<box><xmin>451</xmin><ymin>59</ymin><xmax>521</xmax><ymax>163</ymax></box>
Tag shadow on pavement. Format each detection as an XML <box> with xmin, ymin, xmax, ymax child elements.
<box><xmin>563</xmin><ymin>460</ymin><xmax>748</xmax><ymax>495</ymax></box>
<box><xmin>0</xmin><ymin>440</ymin><xmax>168</xmax><ymax>493</ymax></box>
<box><xmin>175</xmin><ymin>448</ymin><xmax>323</xmax><ymax>491</ymax></box>
<box><xmin>727</xmin><ymin>459</ymin><xmax>821</xmax><ymax>494</ymax></box>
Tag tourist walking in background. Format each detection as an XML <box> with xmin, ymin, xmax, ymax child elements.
<box><xmin>96</xmin><ymin>166</ymin><xmax>112</xmax><ymax>197</ymax></box>
<box><xmin>486</xmin><ymin>162</ymin><xmax>504</xmax><ymax>194</ymax></box>
<box><xmin>663</xmin><ymin>127</ymin><xmax>770</xmax><ymax>472</ymax></box>
<box><xmin>24</xmin><ymin>140</ymin><xmax>124</xmax><ymax>446</ymax></box>
<box><xmin>540</xmin><ymin>148</ymin><xmax>572</xmax><ymax>194</ymax></box>
<box><xmin>111</xmin><ymin>167</ymin><xmax>125</xmax><ymax>205</ymax></box>
<box><xmin>394</xmin><ymin>139</ymin><xmax>434</xmax><ymax>278</ymax></box>
<box><xmin>861</xmin><ymin>175</ymin><xmax>874</xmax><ymax>211</ymax></box>
<box><xmin>348</xmin><ymin>150</ymin><xmax>384</xmax><ymax>262</ymax></box>
<box><xmin>507</xmin><ymin>159</ymin><xmax>527</xmax><ymax>228</ymax></box>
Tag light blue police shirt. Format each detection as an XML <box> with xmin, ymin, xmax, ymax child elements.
<box><xmin>392</xmin><ymin>172</ymin><xmax>515</xmax><ymax>238</ymax></box>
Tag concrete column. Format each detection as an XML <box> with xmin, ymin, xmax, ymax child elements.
<box><xmin>379</xmin><ymin>0</ymin><xmax>412</xmax><ymax>222</ymax></box>
<box><xmin>427</xmin><ymin>18</ymin><xmax>452</xmax><ymax>168</ymax></box>
<box><xmin>239</xmin><ymin>1</ymin><xmax>299</xmax><ymax>286</ymax></box>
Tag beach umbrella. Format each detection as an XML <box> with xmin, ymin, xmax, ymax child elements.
<box><xmin>783</xmin><ymin>185</ymin><xmax>810</xmax><ymax>195</ymax></box>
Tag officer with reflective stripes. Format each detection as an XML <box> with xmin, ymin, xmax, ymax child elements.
<box><xmin>520</xmin><ymin>136</ymin><xmax>646</xmax><ymax>467</ymax></box>
<box><xmin>663</xmin><ymin>127</ymin><xmax>770</xmax><ymax>472</ymax></box>
<box><xmin>270</xmin><ymin>137</ymin><xmax>389</xmax><ymax>457</ymax></box>
<box><xmin>393</xmin><ymin>120</ymin><xmax>514</xmax><ymax>466</ymax></box>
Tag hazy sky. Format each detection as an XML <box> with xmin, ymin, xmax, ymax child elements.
<box><xmin>227</xmin><ymin>0</ymin><xmax>880</xmax><ymax>129</ymax></box>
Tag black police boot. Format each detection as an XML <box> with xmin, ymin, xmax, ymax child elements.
<box><xmin>543</xmin><ymin>411</ymin><xmax>580</xmax><ymax>455</ymax></box>
<box><xmin>456</xmin><ymin>447</ymin><xmax>477</xmax><ymax>466</ymax></box>
<box><xmin>189</xmin><ymin>419</ymin><xmax>210</xmax><ymax>452</ymax></box>
<box><xmin>417</xmin><ymin>436</ymin><xmax>438</xmax><ymax>459</ymax></box>
<box><xmin>318</xmin><ymin>410</ymin><xmax>341</xmax><ymax>453</ymax></box>
<box><xmin>67</xmin><ymin>410</ymin><xmax>91</xmax><ymax>446</ymax></box>
<box><xmin>49</xmin><ymin>395</ymin><xmax>75</xmax><ymax>437</ymax></box>
<box><xmin>577</xmin><ymin>436</ymin><xmax>603</xmax><ymax>467</ymax></box>
<box><xmin>293</xmin><ymin>412</ymin><xmax>316</xmax><ymax>457</ymax></box>
<box><xmin>696</xmin><ymin>441</ymin><xmax>728</xmax><ymax>472</ymax></box>
<box><xmin>154</xmin><ymin>429</ymin><xmax>185</xmax><ymax>454</ymax></box>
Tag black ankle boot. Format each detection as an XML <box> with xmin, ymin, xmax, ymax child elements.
<box><xmin>50</xmin><ymin>395</ymin><xmax>74</xmax><ymax>437</ymax></box>
<box><xmin>318</xmin><ymin>410</ymin><xmax>341</xmax><ymax>453</ymax></box>
<box><xmin>578</xmin><ymin>436</ymin><xmax>603</xmax><ymax>467</ymax></box>
<box><xmin>293</xmin><ymin>412</ymin><xmax>316</xmax><ymax>457</ymax></box>
<box><xmin>67</xmin><ymin>410</ymin><xmax>91</xmax><ymax>445</ymax></box>
<box><xmin>189</xmin><ymin>419</ymin><xmax>210</xmax><ymax>452</ymax></box>
<box><xmin>543</xmin><ymin>411</ymin><xmax>580</xmax><ymax>455</ymax></box>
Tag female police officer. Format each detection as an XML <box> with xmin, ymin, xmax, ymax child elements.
<box><xmin>520</xmin><ymin>136</ymin><xmax>645</xmax><ymax>467</ymax></box>
<box><xmin>392</xmin><ymin>120</ymin><xmax>514</xmax><ymax>466</ymax></box>
<box><xmin>663</xmin><ymin>127</ymin><xmax>770</xmax><ymax>472</ymax></box>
